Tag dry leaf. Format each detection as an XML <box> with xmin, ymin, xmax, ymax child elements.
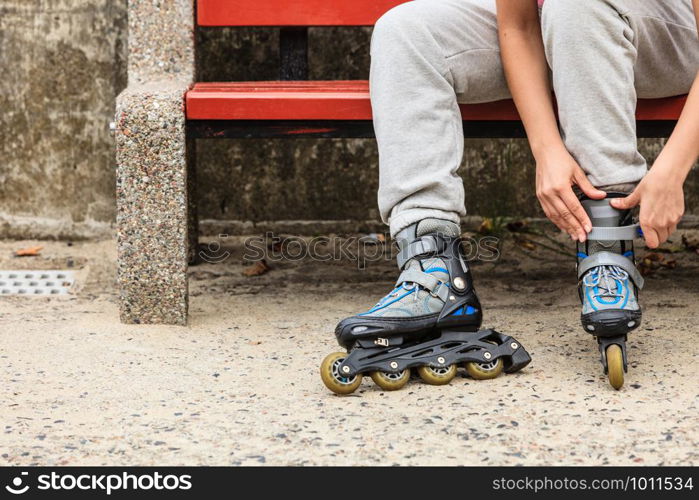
<box><xmin>656</xmin><ymin>245</ymin><xmax>685</xmax><ymax>254</ymax></box>
<box><xmin>15</xmin><ymin>245</ymin><xmax>44</xmax><ymax>257</ymax></box>
<box><xmin>519</xmin><ymin>240</ymin><xmax>536</xmax><ymax>251</ymax></box>
<box><xmin>478</xmin><ymin>218</ymin><xmax>493</xmax><ymax>235</ymax></box>
<box><xmin>644</xmin><ymin>253</ymin><xmax>663</xmax><ymax>262</ymax></box>
<box><xmin>506</xmin><ymin>220</ymin><xmax>527</xmax><ymax>233</ymax></box>
<box><xmin>639</xmin><ymin>252</ymin><xmax>677</xmax><ymax>276</ymax></box>
<box><xmin>242</xmin><ymin>260</ymin><xmax>270</xmax><ymax>277</ymax></box>
<box><xmin>513</xmin><ymin>235</ymin><xmax>536</xmax><ymax>251</ymax></box>
<box><xmin>663</xmin><ymin>259</ymin><xmax>677</xmax><ymax>270</ymax></box>
<box><xmin>269</xmin><ymin>238</ymin><xmax>285</xmax><ymax>253</ymax></box>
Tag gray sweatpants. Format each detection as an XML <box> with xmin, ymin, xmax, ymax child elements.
<box><xmin>371</xmin><ymin>0</ymin><xmax>699</xmax><ymax>236</ymax></box>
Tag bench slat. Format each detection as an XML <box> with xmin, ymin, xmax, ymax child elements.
<box><xmin>198</xmin><ymin>0</ymin><xmax>407</xmax><ymax>26</ymax></box>
<box><xmin>186</xmin><ymin>81</ymin><xmax>687</xmax><ymax>122</ymax></box>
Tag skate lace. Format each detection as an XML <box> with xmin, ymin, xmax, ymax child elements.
<box><xmin>369</xmin><ymin>259</ymin><xmax>449</xmax><ymax>310</ymax></box>
<box><xmin>582</xmin><ymin>265</ymin><xmax>629</xmax><ymax>299</ymax></box>
<box><xmin>370</xmin><ymin>282</ymin><xmax>417</xmax><ymax>309</ymax></box>
<box><xmin>394</xmin><ymin>282</ymin><xmax>421</xmax><ymax>302</ymax></box>
<box><xmin>381</xmin><ymin>280</ymin><xmax>440</xmax><ymax>304</ymax></box>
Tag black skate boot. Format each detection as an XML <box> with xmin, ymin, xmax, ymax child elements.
<box><xmin>577</xmin><ymin>194</ymin><xmax>643</xmax><ymax>389</ymax></box>
<box><xmin>320</xmin><ymin>218</ymin><xmax>531</xmax><ymax>394</ymax></box>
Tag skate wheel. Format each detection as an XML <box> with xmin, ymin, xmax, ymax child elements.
<box><xmin>320</xmin><ymin>352</ymin><xmax>363</xmax><ymax>395</ymax></box>
<box><xmin>370</xmin><ymin>369</ymin><xmax>410</xmax><ymax>391</ymax></box>
<box><xmin>606</xmin><ymin>344</ymin><xmax>624</xmax><ymax>390</ymax></box>
<box><xmin>417</xmin><ymin>364</ymin><xmax>457</xmax><ymax>385</ymax></box>
<box><xmin>465</xmin><ymin>358</ymin><xmax>504</xmax><ymax>380</ymax></box>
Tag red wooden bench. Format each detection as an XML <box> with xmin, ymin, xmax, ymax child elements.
<box><xmin>115</xmin><ymin>0</ymin><xmax>689</xmax><ymax>327</ymax></box>
<box><xmin>187</xmin><ymin>0</ymin><xmax>687</xmax><ymax>139</ymax></box>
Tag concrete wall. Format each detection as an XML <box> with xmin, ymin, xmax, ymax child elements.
<box><xmin>195</xmin><ymin>27</ymin><xmax>544</xmax><ymax>231</ymax></box>
<box><xmin>1</xmin><ymin>2</ymin><xmax>698</xmax><ymax>239</ymax></box>
<box><xmin>0</xmin><ymin>0</ymin><xmax>127</xmax><ymax>239</ymax></box>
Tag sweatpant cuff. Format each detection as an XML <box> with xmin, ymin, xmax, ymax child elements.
<box><xmin>388</xmin><ymin>208</ymin><xmax>462</xmax><ymax>239</ymax></box>
<box><xmin>597</xmin><ymin>182</ymin><xmax>639</xmax><ymax>194</ymax></box>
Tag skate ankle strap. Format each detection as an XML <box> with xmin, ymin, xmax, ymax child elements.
<box><xmin>396</xmin><ymin>235</ymin><xmax>447</xmax><ymax>269</ymax></box>
<box><xmin>587</xmin><ymin>224</ymin><xmax>640</xmax><ymax>242</ymax></box>
<box><xmin>578</xmin><ymin>251</ymin><xmax>644</xmax><ymax>289</ymax></box>
<box><xmin>396</xmin><ymin>268</ymin><xmax>450</xmax><ymax>301</ymax></box>
<box><xmin>581</xmin><ymin>199</ymin><xmax>640</xmax><ymax>241</ymax></box>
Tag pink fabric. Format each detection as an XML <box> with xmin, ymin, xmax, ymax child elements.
<box><xmin>538</xmin><ymin>0</ymin><xmax>544</xmax><ymax>5</ymax></box>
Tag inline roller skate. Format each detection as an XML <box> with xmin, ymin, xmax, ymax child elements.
<box><xmin>320</xmin><ymin>218</ymin><xmax>531</xmax><ymax>395</ymax></box>
<box><xmin>577</xmin><ymin>194</ymin><xmax>643</xmax><ymax>389</ymax></box>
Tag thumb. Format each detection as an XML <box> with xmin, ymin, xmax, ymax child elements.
<box><xmin>610</xmin><ymin>190</ymin><xmax>641</xmax><ymax>210</ymax></box>
<box><xmin>574</xmin><ymin>170</ymin><xmax>606</xmax><ymax>200</ymax></box>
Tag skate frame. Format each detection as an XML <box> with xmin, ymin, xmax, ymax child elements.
<box><xmin>338</xmin><ymin>329</ymin><xmax>532</xmax><ymax>377</ymax></box>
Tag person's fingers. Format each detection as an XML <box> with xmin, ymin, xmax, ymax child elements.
<box><xmin>668</xmin><ymin>212</ymin><xmax>682</xmax><ymax>239</ymax></box>
<box><xmin>550</xmin><ymin>195</ymin><xmax>584</xmax><ymax>241</ymax></box>
<box><xmin>642</xmin><ymin>223</ymin><xmax>660</xmax><ymax>248</ymax></box>
<box><xmin>560</xmin><ymin>189</ymin><xmax>592</xmax><ymax>239</ymax></box>
<box><xmin>573</xmin><ymin>170</ymin><xmax>606</xmax><ymax>200</ymax></box>
<box><xmin>537</xmin><ymin>194</ymin><xmax>567</xmax><ymax>235</ymax></box>
<box><xmin>541</xmin><ymin>200</ymin><xmax>565</xmax><ymax>234</ymax></box>
<box><xmin>545</xmin><ymin>202</ymin><xmax>574</xmax><ymax>237</ymax></box>
<box><xmin>656</xmin><ymin>227</ymin><xmax>669</xmax><ymax>246</ymax></box>
<box><xmin>537</xmin><ymin>183</ymin><xmax>583</xmax><ymax>239</ymax></box>
<box><xmin>610</xmin><ymin>190</ymin><xmax>641</xmax><ymax>210</ymax></box>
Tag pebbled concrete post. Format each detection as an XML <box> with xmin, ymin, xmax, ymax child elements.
<box><xmin>115</xmin><ymin>0</ymin><xmax>195</xmax><ymax>325</ymax></box>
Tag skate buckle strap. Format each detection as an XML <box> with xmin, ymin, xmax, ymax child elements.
<box><xmin>586</xmin><ymin>224</ymin><xmax>640</xmax><ymax>242</ymax></box>
<box><xmin>582</xmin><ymin>200</ymin><xmax>624</xmax><ymax>220</ymax></box>
<box><xmin>396</xmin><ymin>268</ymin><xmax>450</xmax><ymax>301</ymax></box>
<box><xmin>581</xmin><ymin>199</ymin><xmax>641</xmax><ymax>241</ymax></box>
<box><xmin>578</xmin><ymin>251</ymin><xmax>644</xmax><ymax>289</ymax></box>
<box><xmin>396</xmin><ymin>235</ymin><xmax>445</xmax><ymax>269</ymax></box>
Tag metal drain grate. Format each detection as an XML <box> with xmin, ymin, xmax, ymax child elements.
<box><xmin>0</xmin><ymin>270</ymin><xmax>75</xmax><ymax>296</ymax></box>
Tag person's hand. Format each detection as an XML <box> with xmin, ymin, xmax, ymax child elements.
<box><xmin>610</xmin><ymin>164</ymin><xmax>685</xmax><ymax>248</ymax></box>
<box><xmin>536</xmin><ymin>146</ymin><xmax>607</xmax><ymax>241</ymax></box>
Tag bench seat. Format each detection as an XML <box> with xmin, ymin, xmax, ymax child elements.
<box><xmin>198</xmin><ymin>0</ymin><xmax>407</xmax><ymax>26</ymax></box>
<box><xmin>187</xmin><ymin>81</ymin><xmax>687</xmax><ymax>121</ymax></box>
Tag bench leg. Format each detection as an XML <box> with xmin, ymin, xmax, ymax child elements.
<box><xmin>115</xmin><ymin>83</ymin><xmax>191</xmax><ymax>325</ymax></box>
<box><xmin>187</xmin><ymin>136</ymin><xmax>200</xmax><ymax>265</ymax></box>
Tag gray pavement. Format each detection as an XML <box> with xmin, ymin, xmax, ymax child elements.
<box><xmin>0</xmin><ymin>230</ymin><xmax>697</xmax><ymax>465</ymax></box>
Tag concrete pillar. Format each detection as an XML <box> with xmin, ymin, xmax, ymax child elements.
<box><xmin>115</xmin><ymin>0</ymin><xmax>195</xmax><ymax>325</ymax></box>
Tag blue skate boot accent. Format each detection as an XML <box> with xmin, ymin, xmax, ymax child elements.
<box><xmin>577</xmin><ymin>194</ymin><xmax>644</xmax><ymax>388</ymax></box>
<box><xmin>335</xmin><ymin>218</ymin><xmax>483</xmax><ymax>350</ymax></box>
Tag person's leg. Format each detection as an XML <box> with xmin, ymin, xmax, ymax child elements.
<box><xmin>541</xmin><ymin>0</ymin><xmax>699</xmax><ymax>190</ymax></box>
<box><xmin>626</xmin><ymin>0</ymin><xmax>699</xmax><ymax>100</ymax></box>
<box><xmin>320</xmin><ymin>0</ymin><xmax>534</xmax><ymax>393</ymax></box>
<box><xmin>370</xmin><ymin>0</ymin><xmax>510</xmax><ymax>237</ymax></box>
<box><xmin>541</xmin><ymin>0</ymin><xmax>699</xmax><ymax>389</ymax></box>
